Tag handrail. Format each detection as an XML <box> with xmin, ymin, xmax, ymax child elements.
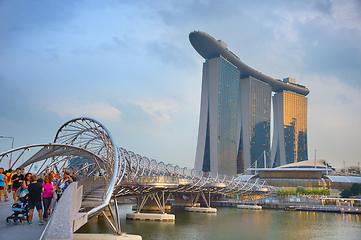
<box><xmin>87</xmin><ymin>152</ymin><xmax>118</xmax><ymax>218</ymax></box>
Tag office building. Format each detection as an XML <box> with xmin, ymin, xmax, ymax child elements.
<box><xmin>237</xmin><ymin>77</ymin><xmax>272</xmax><ymax>173</ymax></box>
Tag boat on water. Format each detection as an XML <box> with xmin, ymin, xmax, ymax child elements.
<box><xmin>284</xmin><ymin>206</ymin><xmax>297</xmax><ymax>211</ymax></box>
<box><xmin>237</xmin><ymin>205</ymin><xmax>262</xmax><ymax>210</ymax></box>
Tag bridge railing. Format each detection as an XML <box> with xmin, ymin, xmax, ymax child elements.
<box><xmin>132</xmin><ymin>176</ymin><xmax>179</xmax><ymax>185</ymax></box>
<box><xmin>78</xmin><ymin>176</ymin><xmax>106</xmax><ymax>195</ymax></box>
<box><xmin>179</xmin><ymin>178</ymin><xmax>192</xmax><ymax>185</ymax></box>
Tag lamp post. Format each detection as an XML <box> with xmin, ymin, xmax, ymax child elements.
<box><xmin>0</xmin><ymin>136</ymin><xmax>14</xmax><ymax>168</ymax></box>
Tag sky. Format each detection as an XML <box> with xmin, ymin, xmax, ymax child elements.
<box><xmin>0</xmin><ymin>0</ymin><xmax>361</xmax><ymax>170</ymax></box>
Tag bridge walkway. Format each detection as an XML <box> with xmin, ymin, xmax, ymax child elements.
<box><xmin>0</xmin><ymin>199</ymin><xmax>47</xmax><ymax>240</ymax></box>
<box><xmin>81</xmin><ymin>185</ymin><xmax>106</xmax><ymax>208</ymax></box>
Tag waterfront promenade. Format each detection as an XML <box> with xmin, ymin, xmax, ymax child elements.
<box><xmin>0</xmin><ymin>199</ymin><xmax>46</xmax><ymax>240</ymax></box>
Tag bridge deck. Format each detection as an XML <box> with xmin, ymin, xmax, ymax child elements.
<box><xmin>0</xmin><ymin>200</ymin><xmax>47</xmax><ymax>240</ymax></box>
<box><xmin>82</xmin><ymin>185</ymin><xmax>106</xmax><ymax>208</ymax></box>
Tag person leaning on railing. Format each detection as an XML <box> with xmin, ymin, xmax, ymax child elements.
<box><xmin>56</xmin><ymin>171</ymin><xmax>73</xmax><ymax>201</ymax></box>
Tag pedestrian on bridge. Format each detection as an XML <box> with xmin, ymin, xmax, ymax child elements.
<box><xmin>49</xmin><ymin>171</ymin><xmax>58</xmax><ymax>185</ymax></box>
<box><xmin>3</xmin><ymin>169</ymin><xmax>11</xmax><ymax>201</ymax></box>
<box><xmin>56</xmin><ymin>171</ymin><xmax>73</xmax><ymax>201</ymax></box>
<box><xmin>59</xmin><ymin>168</ymin><xmax>66</xmax><ymax>179</ymax></box>
<box><xmin>22</xmin><ymin>173</ymin><xmax>32</xmax><ymax>190</ymax></box>
<box><xmin>0</xmin><ymin>167</ymin><xmax>9</xmax><ymax>205</ymax></box>
<box><xmin>6</xmin><ymin>169</ymin><xmax>13</xmax><ymax>194</ymax></box>
<box><xmin>48</xmin><ymin>171</ymin><xmax>58</xmax><ymax>216</ymax></box>
<box><xmin>28</xmin><ymin>175</ymin><xmax>44</xmax><ymax>226</ymax></box>
<box><xmin>42</xmin><ymin>175</ymin><xmax>55</xmax><ymax>221</ymax></box>
<box><xmin>11</xmin><ymin>168</ymin><xmax>24</xmax><ymax>202</ymax></box>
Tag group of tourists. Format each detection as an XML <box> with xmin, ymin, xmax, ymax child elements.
<box><xmin>0</xmin><ymin>167</ymin><xmax>75</xmax><ymax>226</ymax></box>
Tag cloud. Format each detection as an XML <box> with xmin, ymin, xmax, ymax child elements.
<box><xmin>1</xmin><ymin>0</ymin><xmax>361</xmax><ymax>169</ymax></box>
<box><xmin>331</xmin><ymin>0</ymin><xmax>361</xmax><ymax>32</ymax></box>
<box><xmin>247</xmin><ymin>0</ymin><xmax>361</xmax><ymax>88</ymax></box>
<box><xmin>46</xmin><ymin>102</ymin><xmax>121</xmax><ymax>121</ymax></box>
<box><xmin>146</xmin><ymin>40</ymin><xmax>197</xmax><ymax>69</ymax></box>
<box><xmin>131</xmin><ymin>100</ymin><xmax>179</xmax><ymax>124</ymax></box>
<box><xmin>303</xmin><ymin>73</ymin><xmax>361</xmax><ymax>165</ymax></box>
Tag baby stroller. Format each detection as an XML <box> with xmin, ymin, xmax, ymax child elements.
<box><xmin>6</xmin><ymin>189</ymin><xmax>29</xmax><ymax>224</ymax></box>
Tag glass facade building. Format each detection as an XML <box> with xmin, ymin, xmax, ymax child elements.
<box><xmin>216</xmin><ymin>57</ymin><xmax>240</xmax><ymax>175</ymax></box>
<box><xmin>191</xmin><ymin>32</ymin><xmax>309</xmax><ymax>176</ymax></box>
<box><xmin>248</xmin><ymin>78</ymin><xmax>272</xmax><ymax>168</ymax></box>
<box><xmin>195</xmin><ymin>56</ymin><xmax>240</xmax><ymax>176</ymax></box>
<box><xmin>237</xmin><ymin>77</ymin><xmax>272</xmax><ymax>173</ymax></box>
<box><xmin>271</xmin><ymin>90</ymin><xmax>308</xmax><ymax>167</ymax></box>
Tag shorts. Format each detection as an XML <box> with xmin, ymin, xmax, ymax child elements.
<box><xmin>0</xmin><ymin>186</ymin><xmax>4</xmax><ymax>190</ymax></box>
<box><xmin>28</xmin><ymin>201</ymin><xmax>42</xmax><ymax>211</ymax></box>
<box><xmin>8</xmin><ymin>185</ymin><xmax>11</xmax><ymax>190</ymax></box>
<box><xmin>12</xmin><ymin>188</ymin><xmax>18</xmax><ymax>192</ymax></box>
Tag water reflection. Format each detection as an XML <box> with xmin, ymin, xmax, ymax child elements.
<box><xmin>77</xmin><ymin>204</ymin><xmax>361</xmax><ymax>240</ymax></box>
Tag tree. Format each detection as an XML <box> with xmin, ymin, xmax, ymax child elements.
<box><xmin>320</xmin><ymin>189</ymin><xmax>330</xmax><ymax>196</ymax></box>
<box><xmin>312</xmin><ymin>189</ymin><xmax>320</xmax><ymax>195</ymax></box>
<box><xmin>350</xmin><ymin>183</ymin><xmax>361</xmax><ymax>196</ymax></box>
<box><xmin>340</xmin><ymin>183</ymin><xmax>361</xmax><ymax>198</ymax></box>
<box><xmin>340</xmin><ymin>189</ymin><xmax>351</xmax><ymax>198</ymax></box>
<box><xmin>296</xmin><ymin>187</ymin><xmax>306</xmax><ymax>195</ymax></box>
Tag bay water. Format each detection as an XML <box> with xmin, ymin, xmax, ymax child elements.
<box><xmin>77</xmin><ymin>204</ymin><xmax>361</xmax><ymax>240</ymax></box>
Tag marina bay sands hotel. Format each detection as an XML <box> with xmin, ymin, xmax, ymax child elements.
<box><xmin>191</xmin><ymin>31</ymin><xmax>310</xmax><ymax>176</ymax></box>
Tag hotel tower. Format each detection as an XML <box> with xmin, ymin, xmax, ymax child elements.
<box><xmin>190</xmin><ymin>31</ymin><xmax>310</xmax><ymax>176</ymax></box>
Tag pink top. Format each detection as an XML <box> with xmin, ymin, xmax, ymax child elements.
<box><xmin>42</xmin><ymin>182</ymin><xmax>54</xmax><ymax>198</ymax></box>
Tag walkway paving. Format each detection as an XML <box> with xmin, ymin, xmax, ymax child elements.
<box><xmin>0</xmin><ymin>198</ymin><xmax>47</xmax><ymax>240</ymax></box>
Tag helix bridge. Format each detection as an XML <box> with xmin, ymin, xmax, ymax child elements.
<box><xmin>0</xmin><ymin>117</ymin><xmax>276</xmax><ymax>235</ymax></box>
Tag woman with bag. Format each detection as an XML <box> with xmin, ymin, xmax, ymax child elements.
<box><xmin>48</xmin><ymin>171</ymin><xmax>57</xmax><ymax>216</ymax></box>
<box><xmin>42</xmin><ymin>175</ymin><xmax>55</xmax><ymax>221</ymax></box>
